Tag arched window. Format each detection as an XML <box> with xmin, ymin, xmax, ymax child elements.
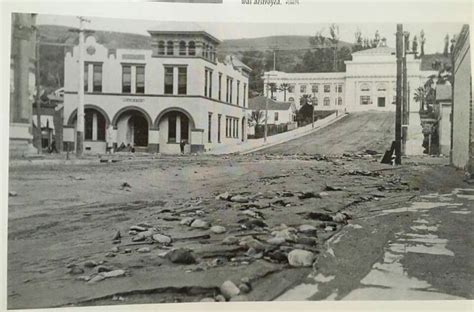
<box><xmin>288</xmin><ymin>97</ymin><xmax>295</xmax><ymax>102</ymax></box>
<box><xmin>360</xmin><ymin>83</ymin><xmax>371</xmax><ymax>92</ymax></box>
<box><xmin>167</xmin><ymin>41</ymin><xmax>174</xmax><ymax>56</ymax></box>
<box><xmin>188</xmin><ymin>41</ymin><xmax>196</xmax><ymax>56</ymax></box>
<box><xmin>323</xmin><ymin>97</ymin><xmax>330</xmax><ymax>106</ymax></box>
<box><xmin>338</xmin><ymin>97</ymin><xmax>343</xmax><ymax>106</ymax></box>
<box><xmin>84</xmin><ymin>108</ymin><xmax>106</xmax><ymax>141</ymax></box>
<box><xmin>179</xmin><ymin>41</ymin><xmax>186</xmax><ymax>56</ymax></box>
<box><xmin>158</xmin><ymin>41</ymin><xmax>165</xmax><ymax>55</ymax></box>
<box><xmin>377</xmin><ymin>82</ymin><xmax>387</xmax><ymax>91</ymax></box>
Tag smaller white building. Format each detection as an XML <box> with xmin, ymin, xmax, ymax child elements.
<box><xmin>248</xmin><ymin>96</ymin><xmax>296</xmax><ymax>125</ymax></box>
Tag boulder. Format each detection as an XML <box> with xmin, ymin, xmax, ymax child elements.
<box><xmin>238</xmin><ymin>283</ymin><xmax>251</xmax><ymax>294</ymax></box>
<box><xmin>112</xmin><ymin>230</ymin><xmax>121</xmax><ymax>240</ymax></box>
<box><xmin>68</xmin><ymin>266</ymin><xmax>84</xmax><ymax>275</ymax></box>
<box><xmin>166</xmin><ymin>248</ymin><xmax>196</xmax><ymax>264</ymax></box>
<box><xmin>210</xmin><ymin>225</ymin><xmax>226</xmax><ymax>234</ymax></box>
<box><xmin>130</xmin><ymin>225</ymin><xmax>147</xmax><ymax>232</ymax></box>
<box><xmin>96</xmin><ymin>265</ymin><xmax>113</xmax><ymax>273</ymax></box>
<box><xmin>220</xmin><ymin>280</ymin><xmax>240</xmax><ymax>299</ymax></box>
<box><xmin>222</xmin><ymin>236</ymin><xmax>239</xmax><ymax>245</ymax></box>
<box><xmin>191</xmin><ymin>219</ymin><xmax>210</xmax><ymax>229</ymax></box>
<box><xmin>230</xmin><ymin>195</ymin><xmax>249</xmax><ymax>203</ymax></box>
<box><xmin>152</xmin><ymin>234</ymin><xmax>172</xmax><ymax>245</ymax></box>
<box><xmin>239</xmin><ymin>237</ymin><xmax>266</xmax><ymax>251</ymax></box>
<box><xmin>287</xmin><ymin>249</ymin><xmax>315</xmax><ymax>267</ymax></box>
<box><xmin>266</xmin><ymin>237</ymin><xmax>286</xmax><ymax>245</ymax></box>
<box><xmin>137</xmin><ymin>247</ymin><xmax>151</xmax><ymax>253</ymax></box>
<box><xmin>215</xmin><ymin>295</ymin><xmax>226</xmax><ymax>302</ymax></box>
<box><xmin>298</xmin><ymin>224</ymin><xmax>317</xmax><ymax>234</ymax></box>
<box><xmin>272</xmin><ymin>228</ymin><xmax>298</xmax><ymax>242</ymax></box>
<box><xmin>83</xmin><ymin>260</ymin><xmax>97</xmax><ymax>268</ymax></box>
<box><xmin>180</xmin><ymin>217</ymin><xmax>195</xmax><ymax>226</ymax></box>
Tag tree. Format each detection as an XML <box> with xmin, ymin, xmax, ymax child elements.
<box><xmin>412</xmin><ymin>35</ymin><xmax>418</xmax><ymax>56</ymax></box>
<box><xmin>296</xmin><ymin>103</ymin><xmax>314</xmax><ymax>126</ymax></box>
<box><xmin>248</xmin><ymin>110</ymin><xmax>264</xmax><ymax>128</ymax></box>
<box><xmin>329</xmin><ymin>24</ymin><xmax>340</xmax><ymax>71</ymax></box>
<box><xmin>267</xmin><ymin>82</ymin><xmax>277</xmax><ymax>99</ymax></box>
<box><xmin>300</xmin><ymin>94</ymin><xmax>313</xmax><ymax>106</ymax></box>
<box><xmin>419</xmin><ymin>29</ymin><xmax>426</xmax><ymax>57</ymax></box>
<box><xmin>278</xmin><ymin>83</ymin><xmax>291</xmax><ymax>101</ymax></box>
<box><xmin>443</xmin><ymin>34</ymin><xmax>450</xmax><ymax>56</ymax></box>
<box><xmin>413</xmin><ymin>86</ymin><xmax>426</xmax><ymax>111</ymax></box>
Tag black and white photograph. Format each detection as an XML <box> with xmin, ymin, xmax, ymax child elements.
<box><xmin>2</xmin><ymin>0</ymin><xmax>473</xmax><ymax>311</ymax></box>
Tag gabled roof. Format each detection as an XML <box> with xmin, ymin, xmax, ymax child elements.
<box><xmin>352</xmin><ymin>46</ymin><xmax>395</xmax><ymax>55</ymax></box>
<box><xmin>147</xmin><ymin>21</ymin><xmax>221</xmax><ymax>44</ymax></box>
<box><xmin>436</xmin><ymin>83</ymin><xmax>452</xmax><ymax>102</ymax></box>
<box><xmin>249</xmin><ymin>96</ymin><xmax>294</xmax><ymax>111</ymax></box>
<box><xmin>225</xmin><ymin>55</ymin><xmax>252</xmax><ymax>72</ymax></box>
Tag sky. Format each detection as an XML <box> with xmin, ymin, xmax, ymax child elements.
<box><xmin>37</xmin><ymin>14</ymin><xmax>463</xmax><ymax>54</ymax></box>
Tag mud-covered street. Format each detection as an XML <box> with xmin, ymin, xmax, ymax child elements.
<box><xmin>8</xmin><ymin>148</ymin><xmax>473</xmax><ymax>308</ymax></box>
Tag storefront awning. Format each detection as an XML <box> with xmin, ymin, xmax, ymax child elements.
<box><xmin>32</xmin><ymin>115</ymin><xmax>54</xmax><ymax>130</ymax></box>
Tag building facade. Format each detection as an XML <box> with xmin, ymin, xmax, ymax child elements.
<box><xmin>63</xmin><ymin>23</ymin><xmax>250</xmax><ymax>154</ymax></box>
<box><xmin>263</xmin><ymin>44</ymin><xmax>437</xmax><ymax>155</ymax></box>
<box><xmin>9</xmin><ymin>13</ymin><xmax>38</xmax><ymax>157</ymax></box>
<box><xmin>451</xmin><ymin>25</ymin><xmax>473</xmax><ymax>173</ymax></box>
<box><xmin>248</xmin><ymin>96</ymin><xmax>296</xmax><ymax>125</ymax></box>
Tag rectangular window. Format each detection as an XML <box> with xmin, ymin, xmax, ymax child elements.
<box><xmin>229</xmin><ymin>79</ymin><xmax>233</xmax><ymax>103</ymax></box>
<box><xmin>218</xmin><ymin>73</ymin><xmax>222</xmax><ymax>101</ymax></box>
<box><xmin>311</xmin><ymin>84</ymin><xmax>318</xmax><ymax>93</ymax></box>
<box><xmin>178</xmin><ymin>67</ymin><xmax>187</xmax><ymax>95</ymax></box>
<box><xmin>337</xmin><ymin>84</ymin><xmax>343</xmax><ymax>93</ymax></box>
<box><xmin>209</xmin><ymin>71</ymin><xmax>213</xmax><ymax>98</ymax></box>
<box><xmin>208</xmin><ymin>113</ymin><xmax>212</xmax><ymax>143</ymax></box>
<box><xmin>274</xmin><ymin>112</ymin><xmax>279</xmax><ymax>121</ymax></box>
<box><xmin>360</xmin><ymin>96</ymin><xmax>371</xmax><ymax>105</ymax></box>
<box><xmin>300</xmin><ymin>85</ymin><xmax>306</xmax><ymax>93</ymax></box>
<box><xmin>135</xmin><ymin>65</ymin><xmax>145</xmax><ymax>94</ymax></box>
<box><xmin>84</xmin><ymin>64</ymin><xmax>89</xmax><ymax>92</ymax></box>
<box><xmin>204</xmin><ymin>69</ymin><xmax>208</xmax><ymax>97</ymax></box>
<box><xmin>236</xmin><ymin>118</ymin><xmax>239</xmax><ymax>138</ymax></box>
<box><xmin>164</xmin><ymin>67</ymin><xmax>174</xmax><ymax>94</ymax></box>
<box><xmin>377</xmin><ymin>97</ymin><xmax>386</xmax><ymax>107</ymax></box>
<box><xmin>392</xmin><ymin>96</ymin><xmax>396</xmax><ymax>105</ymax></box>
<box><xmin>288</xmin><ymin>84</ymin><xmax>295</xmax><ymax>93</ymax></box>
<box><xmin>243</xmin><ymin>83</ymin><xmax>247</xmax><ymax>107</ymax></box>
<box><xmin>226</xmin><ymin>78</ymin><xmax>229</xmax><ymax>102</ymax></box>
<box><xmin>225</xmin><ymin>117</ymin><xmax>228</xmax><ymax>138</ymax></box>
<box><xmin>324</xmin><ymin>85</ymin><xmax>330</xmax><ymax>93</ymax></box>
<box><xmin>237</xmin><ymin>81</ymin><xmax>240</xmax><ymax>106</ymax></box>
<box><xmin>122</xmin><ymin>65</ymin><xmax>131</xmax><ymax>93</ymax></box>
<box><xmin>218</xmin><ymin>114</ymin><xmax>221</xmax><ymax>143</ymax></box>
<box><xmin>92</xmin><ymin>64</ymin><xmax>102</xmax><ymax>92</ymax></box>
<box><xmin>168</xmin><ymin>113</ymin><xmax>176</xmax><ymax>142</ymax></box>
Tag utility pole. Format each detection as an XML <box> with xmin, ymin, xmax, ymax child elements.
<box><xmin>402</xmin><ymin>31</ymin><xmax>409</xmax><ymax>155</ymax></box>
<box><xmin>273</xmin><ymin>49</ymin><xmax>276</xmax><ymax>71</ymax></box>
<box><xmin>395</xmin><ymin>24</ymin><xmax>403</xmax><ymax>165</ymax></box>
<box><xmin>76</xmin><ymin>16</ymin><xmax>90</xmax><ymax>157</ymax></box>
<box><xmin>264</xmin><ymin>72</ymin><xmax>269</xmax><ymax>142</ymax></box>
<box><xmin>34</xmin><ymin>26</ymin><xmax>42</xmax><ymax>154</ymax></box>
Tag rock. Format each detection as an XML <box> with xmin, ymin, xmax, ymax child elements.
<box><xmin>137</xmin><ymin>223</ymin><xmax>152</xmax><ymax>228</ymax></box>
<box><xmin>230</xmin><ymin>295</ymin><xmax>249</xmax><ymax>301</ymax></box>
<box><xmin>272</xmin><ymin>228</ymin><xmax>298</xmax><ymax>242</ymax></box>
<box><xmin>137</xmin><ymin>247</ymin><xmax>151</xmax><ymax>253</ymax></box>
<box><xmin>102</xmin><ymin>269</ymin><xmax>125</xmax><ymax>278</ymax></box>
<box><xmin>220</xmin><ymin>280</ymin><xmax>240</xmax><ymax>299</ymax></box>
<box><xmin>298</xmin><ymin>224</ymin><xmax>317</xmax><ymax>234</ymax></box>
<box><xmin>83</xmin><ymin>260</ymin><xmax>98</xmax><ymax>268</ymax></box>
<box><xmin>216</xmin><ymin>192</ymin><xmax>231</xmax><ymax>200</ymax></box>
<box><xmin>319</xmin><ymin>192</ymin><xmax>329</xmax><ymax>197</ymax></box>
<box><xmin>210</xmin><ymin>225</ymin><xmax>226</xmax><ymax>234</ymax></box>
<box><xmin>215</xmin><ymin>295</ymin><xmax>226</xmax><ymax>302</ymax></box>
<box><xmin>68</xmin><ymin>267</ymin><xmax>84</xmax><ymax>275</ymax></box>
<box><xmin>132</xmin><ymin>230</ymin><xmax>154</xmax><ymax>241</ymax></box>
<box><xmin>88</xmin><ymin>275</ymin><xmax>106</xmax><ymax>284</ymax></box>
<box><xmin>230</xmin><ymin>195</ymin><xmax>249</xmax><ymax>203</ymax></box>
<box><xmin>239</xmin><ymin>219</ymin><xmax>268</xmax><ymax>230</ymax></box>
<box><xmin>152</xmin><ymin>234</ymin><xmax>172</xmax><ymax>245</ymax></box>
<box><xmin>267</xmin><ymin>250</ymin><xmax>288</xmax><ymax>263</ymax></box>
<box><xmin>130</xmin><ymin>225</ymin><xmax>147</xmax><ymax>232</ymax></box>
<box><xmin>240</xmin><ymin>277</ymin><xmax>250</xmax><ymax>284</ymax></box>
<box><xmin>239</xmin><ymin>237</ymin><xmax>266</xmax><ymax>251</ymax></box>
<box><xmin>112</xmin><ymin>230</ymin><xmax>121</xmax><ymax>240</ymax></box>
<box><xmin>288</xmin><ymin>249</ymin><xmax>315</xmax><ymax>267</ymax></box>
<box><xmin>121</xmin><ymin>182</ymin><xmax>131</xmax><ymax>188</ymax></box>
<box><xmin>76</xmin><ymin>275</ymin><xmax>91</xmax><ymax>282</ymax></box>
<box><xmin>105</xmin><ymin>252</ymin><xmax>116</xmax><ymax>258</ymax></box>
<box><xmin>238</xmin><ymin>283</ymin><xmax>251</xmax><ymax>294</ymax></box>
<box><xmin>333</xmin><ymin>212</ymin><xmax>348</xmax><ymax>223</ymax></box>
<box><xmin>124</xmin><ymin>248</ymin><xmax>132</xmax><ymax>254</ymax></box>
<box><xmin>222</xmin><ymin>236</ymin><xmax>239</xmax><ymax>245</ymax></box>
<box><xmin>308</xmin><ymin>212</ymin><xmax>333</xmax><ymax>221</ymax></box>
<box><xmin>8</xmin><ymin>191</ymin><xmax>17</xmax><ymax>197</ymax></box>
<box><xmin>180</xmin><ymin>217</ymin><xmax>195</xmax><ymax>226</ymax></box>
<box><xmin>166</xmin><ymin>248</ymin><xmax>196</xmax><ymax>264</ymax></box>
<box><xmin>266</xmin><ymin>237</ymin><xmax>286</xmax><ymax>245</ymax></box>
<box><xmin>324</xmin><ymin>184</ymin><xmax>343</xmax><ymax>191</ymax></box>
<box><xmin>298</xmin><ymin>191</ymin><xmax>320</xmax><ymax>199</ymax></box>
<box><xmin>325</xmin><ymin>226</ymin><xmax>336</xmax><ymax>232</ymax></box>
<box><xmin>96</xmin><ymin>265</ymin><xmax>113</xmax><ymax>273</ymax></box>
<box><xmin>241</xmin><ymin>209</ymin><xmax>262</xmax><ymax>219</ymax></box>
<box><xmin>200</xmin><ymin>298</ymin><xmax>215</xmax><ymax>302</ymax></box>
<box><xmin>129</xmin><ymin>230</ymin><xmax>137</xmax><ymax>236</ymax></box>
<box><xmin>190</xmin><ymin>219</ymin><xmax>210</xmax><ymax>229</ymax></box>
<box><xmin>110</xmin><ymin>247</ymin><xmax>119</xmax><ymax>253</ymax></box>
<box><xmin>296</xmin><ymin>237</ymin><xmax>318</xmax><ymax>246</ymax></box>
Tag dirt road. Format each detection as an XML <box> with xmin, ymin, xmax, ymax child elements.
<box><xmin>260</xmin><ymin>111</ymin><xmax>395</xmax><ymax>155</ymax></box>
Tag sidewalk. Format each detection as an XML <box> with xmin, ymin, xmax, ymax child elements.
<box><xmin>206</xmin><ymin>112</ymin><xmax>347</xmax><ymax>155</ymax></box>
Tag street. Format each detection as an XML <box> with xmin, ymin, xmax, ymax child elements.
<box><xmin>7</xmin><ymin>112</ymin><xmax>473</xmax><ymax>308</ymax></box>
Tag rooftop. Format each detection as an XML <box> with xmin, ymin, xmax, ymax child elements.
<box><xmin>147</xmin><ymin>21</ymin><xmax>221</xmax><ymax>44</ymax></box>
<box><xmin>352</xmin><ymin>46</ymin><xmax>395</xmax><ymax>55</ymax></box>
<box><xmin>249</xmin><ymin>96</ymin><xmax>294</xmax><ymax>111</ymax></box>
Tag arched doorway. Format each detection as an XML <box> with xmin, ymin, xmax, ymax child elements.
<box><xmin>156</xmin><ymin>109</ymin><xmax>195</xmax><ymax>154</ymax></box>
<box><xmin>68</xmin><ymin>106</ymin><xmax>110</xmax><ymax>154</ymax></box>
<box><xmin>114</xmin><ymin>109</ymin><xmax>150</xmax><ymax>149</ymax></box>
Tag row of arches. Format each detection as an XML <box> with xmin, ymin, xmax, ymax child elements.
<box><xmin>156</xmin><ymin>40</ymin><xmax>216</xmax><ymax>61</ymax></box>
<box><xmin>68</xmin><ymin>105</ymin><xmax>195</xmax><ymax>148</ymax></box>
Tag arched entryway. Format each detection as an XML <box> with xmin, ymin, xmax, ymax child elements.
<box><xmin>113</xmin><ymin>108</ymin><xmax>151</xmax><ymax>149</ymax></box>
<box><xmin>155</xmin><ymin>108</ymin><xmax>195</xmax><ymax>154</ymax></box>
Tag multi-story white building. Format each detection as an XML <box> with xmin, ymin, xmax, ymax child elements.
<box><xmin>63</xmin><ymin>23</ymin><xmax>251</xmax><ymax>154</ymax></box>
<box><xmin>263</xmin><ymin>42</ymin><xmax>437</xmax><ymax>155</ymax></box>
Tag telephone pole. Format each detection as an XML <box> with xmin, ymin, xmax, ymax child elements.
<box><xmin>402</xmin><ymin>31</ymin><xmax>409</xmax><ymax>155</ymax></box>
<box><xmin>76</xmin><ymin>16</ymin><xmax>90</xmax><ymax>156</ymax></box>
<box><xmin>34</xmin><ymin>26</ymin><xmax>42</xmax><ymax>154</ymax></box>
<box><xmin>264</xmin><ymin>72</ymin><xmax>269</xmax><ymax>142</ymax></box>
<box><xmin>395</xmin><ymin>24</ymin><xmax>403</xmax><ymax>165</ymax></box>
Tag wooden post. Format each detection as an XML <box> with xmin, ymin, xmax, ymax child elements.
<box><xmin>34</xmin><ymin>27</ymin><xmax>42</xmax><ymax>154</ymax></box>
<box><xmin>402</xmin><ymin>33</ymin><xmax>408</xmax><ymax>155</ymax></box>
<box><xmin>395</xmin><ymin>24</ymin><xmax>403</xmax><ymax>165</ymax></box>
